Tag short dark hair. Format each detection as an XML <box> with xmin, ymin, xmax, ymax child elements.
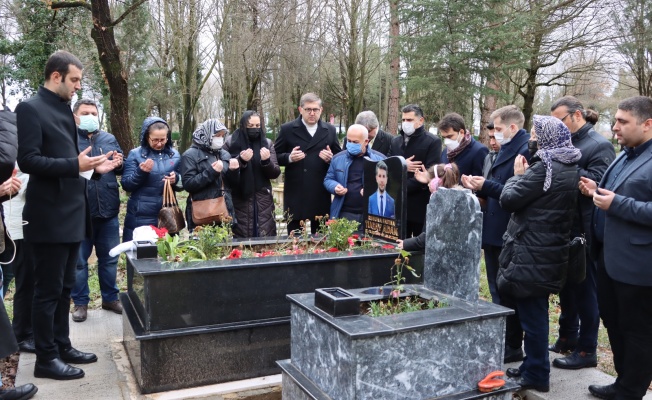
<box><xmin>438</xmin><ymin>113</ymin><xmax>466</xmax><ymax>133</ymax></box>
<box><xmin>618</xmin><ymin>96</ymin><xmax>652</xmax><ymax>124</ymax></box>
<box><xmin>73</xmin><ymin>98</ymin><xmax>98</xmax><ymax>114</ymax></box>
<box><xmin>401</xmin><ymin>104</ymin><xmax>424</xmax><ymax>118</ymax></box>
<box><xmin>375</xmin><ymin>160</ymin><xmax>388</xmax><ymax>175</ymax></box>
<box><xmin>486</xmin><ymin>123</ymin><xmax>494</xmax><ymax>130</ymax></box>
<box><xmin>44</xmin><ymin>50</ymin><xmax>83</xmax><ymax>82</ymax></box>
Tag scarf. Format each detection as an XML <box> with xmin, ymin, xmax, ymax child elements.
<box><xmin>192</xmin><ymin>119</ymin><xmax>227</xmax><ymax>153</ymax></box>
<box><xmin>446</xmin><ymin>130</ymin><xmax>472</xmax><ymax>161</ymax></box>
<box><xmin>229</xmin><ymin>128</ymin><xmax>270</xmax><ymax>198</ymax></box>
<box><xmin>533</xmin><ymin>115</ymin><xmax>582</xmax><ymax>191</ymax></box>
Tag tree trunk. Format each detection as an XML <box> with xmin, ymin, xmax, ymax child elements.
<box><xmin>89</xmin><ymin>0</ymin><xmax>134</xmax><ymax>152</ymax></box>
<box><xmin>387</xmin><ymin>0</ymin><xmax>400</xmax><ymax>135</ymax></box>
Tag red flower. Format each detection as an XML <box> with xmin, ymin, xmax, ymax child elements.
<box><xmin>151</xmin><ymin>225</ymin><xmax>168</xmax><ymax>238</ymax></box>
<box><xmin>351</xmin><ymin>234</ymin><xmax>359</xmax><ymax>239</ymax></box>
<box><xmin>391</xmin><ymin>290</ymin><xmax>400</xmax><ymax>298</ymax></box>
<box><xmin>382</xmin><ymin>244</ymin><xmax>395</xmax><ymax>249</ymax></box>
<box><xmin>325</xmin><ymin>219</ymin><xmax>335</xmax><ymax>226</ymax></box>
<box><xmin>347</xmin><ymin>237</ymin><xmax>355</xmax><ymax>246</ymax></box>
<box><xmin>227</xmin><ymin>249</ymin><xmax>242</xmax><ymax>259</ymax></box>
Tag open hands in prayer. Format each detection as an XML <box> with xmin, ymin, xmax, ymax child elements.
<box><xmin>461</xmin><ymin>174</ymin><xmax>485</xmax><ymax>191</ymax></box>
<box><xmin>240</xmin><ymin>148</ymin><xmax>254</xmax><ymax>162</ymax></box>
<box><xmin>414</xmin><ymin>164</ymin><xmax>430</xmax><ymax>184</ymax></box>
<box><xmin>290</xmin><ymin>146</ymin><xmax>305</xmax><ymax>162</ymax></box>
<box><xmin>514</xmin><ymin>155</ymin><xmax>529</xmax><ymax>175</ymax></box>
<box><xmin>260</xmin><ymin>147</ymin><xmax>270</xmax><ymax>161</ymax></box>
<box><xmin>405</xmin><ymin>155</ymin><xmax>423</xmax><ymax>173</ymax></box>
<box><xmin>94</xmin><ymin>151</ymin><xmax>122</xmax><ymax>174</ymax></box>
<box><xmin>579</xmin><ymin>177</ymin><xmax>597</xmax><ymax>197</ymax></box>
<box><xmin>139</xmin><ymin>158</ymin><xmax>154</xmax><ymax>173</ymax></box>
<box><xmin>78</xmin><ymin>146</ymin><xmax>108</xmax><ymax>172</ymax></box>
<box><xmin>319</xmin><ymin>145</ymin><xmax>333</xmax><ymax>163</ymax></box>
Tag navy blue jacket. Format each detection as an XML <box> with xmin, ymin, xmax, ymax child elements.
<box><xmin>121</xmin><ymin>117</ymin><xmax>181</xmax><ymax>238</ymax></box>
<box><xmin>441</xmin><ymin>138</ymin><xmax>489</xmax><ymax>178</ymax></box>
<box><xmin>477</xmin><ymin>129</ymin><xmax>530</xmax><ymax>247</ymax></box>
<box><xmin>77</xmin><ymin>129</ymin><xmax>123</xmax><ymax>219</ymax></box>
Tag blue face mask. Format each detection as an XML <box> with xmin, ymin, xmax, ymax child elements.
<box><xmin>78</xmin><ymin>115</ymin><xmax>100</xmax><ymax>133</ymax></box>
<box><xmin>346</xmin><ymin>142</ymin><xmax>363</xmax><ymax>156</ymax></box>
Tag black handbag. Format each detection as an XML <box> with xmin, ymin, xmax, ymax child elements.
<box><xmin>567</xmin><ymin>235</ymin><xmax>586</xmax><ymax>284</ymax></box>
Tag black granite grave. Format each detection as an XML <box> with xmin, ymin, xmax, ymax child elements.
<box><xmin>121</xmin><ymin>240</ymin><xmax>424</xmax><ymax>393</ymax></box>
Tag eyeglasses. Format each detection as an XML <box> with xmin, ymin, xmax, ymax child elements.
<box><xmin>560</xmin><ymin>113</ymin><xmax>571</xmax><ymax>121</ymax></box>
<box><xmin>302</xmin><ymin>108</ymin><xmax>321</xmax><ymax>114</ymax></box>
<box><xmin>149</xmin><ymin>138</ymin><xmax>167</xmax><ymax>144</ymax></box>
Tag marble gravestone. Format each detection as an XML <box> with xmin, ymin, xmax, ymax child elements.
<box><xmin>363</xmin><ymin>156</ymin><xmax>407</xmax><ymax>241</ymax></box>
<box><xmin>424</xmin><ymin>188</ymin><xmax>483</xmax><ymax>303</ymax></box>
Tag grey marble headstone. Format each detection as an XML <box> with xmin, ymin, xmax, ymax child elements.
<box><xmin>424</xmin><ymin>188</ymin><xmax>482</xmax><ymax>302</ymax></box>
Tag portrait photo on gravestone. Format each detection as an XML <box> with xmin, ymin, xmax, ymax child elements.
<box><xmin>363</xmin><ymin>157</ymin><xmax>407</xmax><ymax>241</ymax></box>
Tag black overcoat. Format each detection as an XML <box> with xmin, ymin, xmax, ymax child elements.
<box><xmin>274</xmin><ymin>117</ymin><xmax>342</xmax><ymax>220</ymax></box>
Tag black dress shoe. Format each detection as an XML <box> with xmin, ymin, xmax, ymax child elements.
<box><xmin>588</xmin><ymin>383</ymin><xmax>617</xmax><ymax>400</ymax></box>
<box><xmin>553</xmin><ymin>350</ymin><xmax>597</xmax><ymax>369</ymax></box>
<box><xmin>548</xmin><ymin>337</ymin><xmax>578</xmax><ymax>353</ymax></box>
<box><xmin>515</xmin><ymin>377</ymin><xmax>550</xmax><ymax>393</ymax></box>
<box><xmin>0</xmin><ymin>383</ymin><xmax>38</xmax><ymax>400</ymax></box>
<box><xmin>506</xmin><ymin>368</ymin><xmax>522</xmax><ymax>378</ymax></box>
<box><xmin>504</xmin><ymin>346</ymin><xmax>524</xmax><ymax>363</ymax></box>
<box><xmin>34</xmin><ymin>358</ymin><xmax>84</xmax><ymax>380</ymax></box>
<box><xmin>60</xmin><ymin>347</ymin><xmax>98</xmax><ymax>364</ymax></box>
<box><xmin>17</xmin><ymin>338</ymin><xmax>35</xmax><ymax>354</ymax></box>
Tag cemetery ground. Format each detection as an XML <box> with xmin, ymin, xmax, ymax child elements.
<box><xmin>0</xmin><ymin>187</ymin><xmax>621</xmax><ymax>392</ymax></box>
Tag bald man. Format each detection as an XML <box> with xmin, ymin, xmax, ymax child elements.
<box><xmin>324</xmin><ymin>124</ymin><xmax>386</xmax><ymax>225</ymax></box>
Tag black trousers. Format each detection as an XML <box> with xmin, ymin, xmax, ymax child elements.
<box><xmin>30</xmin><ymin>241</ymin><xmax>80</xmax><ymax>360</ymax></box>
<box><xmin>287</xmin><ymin>218</ymin><xmax>320</xmax><ymax>235</ymax></box>
<box><xmin>12</xmin><ymin>240</ymin><xmax>34</xmax><ymax>342</ymax></box>
<box><xmin>597</xmin><ymin>248</ymin><xmax>652</xmax><ymax>400</ymax></box>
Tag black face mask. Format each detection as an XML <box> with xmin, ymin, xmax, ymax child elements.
<box><xmin>247</xmin><ymin>128</ymin><xmax>261</xmax><ymax>140</ymax></box>
<box><xmin>528</xmin><ymin>140</ymin><xmax>538</xmax><ymax>156</ymax></box>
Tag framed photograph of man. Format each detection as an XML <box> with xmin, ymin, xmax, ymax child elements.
<box><xmin>363</xmin><ymin>156</ymin><xmax>407</xmax><ymax>240</ymax></box>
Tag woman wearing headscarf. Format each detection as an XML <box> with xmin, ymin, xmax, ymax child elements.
<box><xmin>224</xmin><ymin>111</ymin><xmax>281</xmax><ymax>238</ymax></box>
<box><xmin>497</xmin><ymin>115</ymin><xmax>581</xmax><ymax>392</ymax></box>
<box><xmin>181</xmin><ymin>119</ymin><xmax>239</xmax><ymax>233</ymax></box>
<box><xmin>121</xmin><ymin>117</ymin><xmax>181</xmax><ymax>242</ymax></box>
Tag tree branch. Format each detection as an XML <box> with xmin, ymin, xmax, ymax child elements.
<box><xmin>110</xmin><ymin>0</ymin><xmax>149</xmax><ymax>27</ymax></box>
<box><xmin>49</xmin><ymin>1</ymin><xmax>92</xmax><ymax>11</ymax></box>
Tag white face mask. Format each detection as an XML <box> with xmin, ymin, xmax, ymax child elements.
<box><xmin>78</xmin><ymin>115</ymin><xmax>100</xmax><ymax>132</ymax></box>
<box><xmin>211</xmin><ymin>136</ymin><xmax>224</xmax><ymax>150</ymax></box>
<box><xmin>402</xmin><ymin>122</ymin><xmax>416</xmax><ymax>136</ymax></box>
<box><xmin>444</xmin><ymin>138</ymin><xmax>460</xmax><ymax>151</ymax></box>
<box><xmin>494</xmin><ymin>131</ymin><xmax>512</xmax><ymax>145</ymax></box>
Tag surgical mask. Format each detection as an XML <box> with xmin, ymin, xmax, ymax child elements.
<box><xmin>211</xmin><ymin>136</ymin><xmax>224</xmax><ymax>150</ymax></box>
<box><xmin>528</xmin><ymin>140</ymin><xmax>538</xmax><ymax>156</ymax></box>
<box><xmin>402</xmin><ymin>122</ymin><xmax>416</xmax><ymax>136</ymax></box>
<box><xmin>346</xmin><ymin>142</ymin><xmax>363</xmax><ymax>156</ymax></box>
<box><xmin>444</xmin><ymin>138</ymin><xmax>460</xmax><ymax>152</ymax></box>
<box><xmin>494</xmin><ymin>131</ymin><xmax>511</xmax><ymax>145</ymax></box>
<box><xmin>247</xmin><ymin>128</ymin><xmax>261</xmax><ymax>140</ymax></box>
<box><xmin>78</xmin><ymin>115</ymin><xmax>99</xmax><ymax>132</ymax></box>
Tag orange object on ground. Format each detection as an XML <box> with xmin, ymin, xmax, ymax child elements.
<box><xmin>478</xmin><ymin>370</ymin><xmax>506</xmax><ymax>393</ymax></box>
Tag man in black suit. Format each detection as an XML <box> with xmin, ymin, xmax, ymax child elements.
<box><xmin>354</xmin><ymin>111</ymin><xmax>393</xmax><ymax>156</ymax></box>
<box><xmin>580</xmin><ymin>96</ymin><xmax>652</xmax><ymax>400</ymax></box>
<box><xmin>274</xmin><ymin>92</ymin><xmax>342</xmax><ymax>234</ymax></box>
<box><xmin>16</xmin><ymin>51</ymin><xmax>119</xmax><ymax>380</ymax></box>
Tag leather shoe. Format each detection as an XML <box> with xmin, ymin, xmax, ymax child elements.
<box><xmin>588</xmin><ymin>383</ymin><xmax>617</xmax><ymax>400</ymax></box>
<box><xmin>504</xmin><ymin>346</ymin><xmax>524</xmax><ymax>363</ymax></box>
<box><xmin>102</xmin><ymin>300</ymin><xmax>123</xmax><ymax>314</ymax></box>
<box><xmin>34</xmin><ymin>358</ymin><xmax>84</xmax><ymax>380</ymax></box>
<box><xmin>506</xmin><ymin>368</ymin><xmax>521</xmax><ymax>378</ymax></box>
<box><xmin>553</xmin><ymin>350</ymin><xmax>597</xmax><ymax>370</ymax></box>
<box><xmin>60</xmin><ymin>347</ymin><xmax>98</xmax><ymax>364</ymax></box>
<box><xmin>71</xmin><ymin>305</ymin><xmax>87</xmax><ymax>322</ymax></box>
<box><xmin>0</xmin><ymin>383</ymin><xmax>38</xmax><ymax>400</ymax></box>
<box><xmin>515</xmin><ymin>377</ymin><xmax>549</xmax><ymax>393</ymax></box>
<box><xmin>548</xmin><ymin>337</ymin><xmax>577</xmax><ymax>353</ymax></box>
<box><xmin>17</xmin><ymin>338</ymin><xmax>35</xmax><ymax>354</ymax></box>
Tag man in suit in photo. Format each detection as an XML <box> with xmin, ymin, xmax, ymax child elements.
<box><xmin>274</xmin><ymin>93</ymin><xmax>342</xmax><ymax>234</ymax></box>
<box><xmin>16</xmin><ymin>50</ymin><xmax>119</xmax><ymax>380</ymax></box>
<box><xmin>368</xmin><ymin>160</ymin><xmax>395</xmax><ymax>218</ymax></box>
<box><xmin>353</xmin><ymin>111</ymin><xmax>393</xmax><ymax>156</ymax></box>
<box><xmin>580</xmin><ymin>96</ymin><xmax>652</xmax><ymax>400</ymax></box>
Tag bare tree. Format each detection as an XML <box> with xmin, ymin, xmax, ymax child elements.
<box><xmin>612</xmin><ymin>0</ymin><xmax>652</xmax><ymax>97</ymax></box>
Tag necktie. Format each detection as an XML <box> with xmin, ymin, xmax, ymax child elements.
<box><xmin>380</xmin><ymin>194</ymin><xmax>384</xmax><ymax>216</ymax></box>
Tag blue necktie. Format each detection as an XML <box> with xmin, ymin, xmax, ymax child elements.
<box><xmin>380</xmin><ymin>194</ymin><xmax>384</xmax><ymax>216</ymax></box>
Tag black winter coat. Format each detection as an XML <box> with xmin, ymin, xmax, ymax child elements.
<box><xmin>497</xmin><ymin>159</ymin><xmax>578</xmax><ymax>298</ymax></box>
<box><xmin>275</xmin><ymin>117</ymin><xmax>342</xmax><ymax>221</ymax></box>
<box><xmin>224</xmin><ymin>132</ymin><xmax>281</xmax><ymax>238</ymax></box>
<box><xmin>441</xmin><ymin>137</ymin><xmax>489</xmax><ymax>178</ymax></box>
<box><xmin>389</xmin><ymin>126</ymin><xmax>442</xmax><ymax>223</ymax></box>
<box><xmin>181</xmin><ymin>145</ymin><xmax>238</xmax><ymax>232</ymax></box>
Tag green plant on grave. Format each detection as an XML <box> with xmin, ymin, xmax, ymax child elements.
<box><xmin>194</xmin><ymin>223</ymin><xmax>233</xmax><ymax>259</ymax></box>
<box><xmin>157</xmin><ymin>233</ymin><xmax>206</xmax><ymax>262</ymax></box>
<box><xmin>386</xmin><ymin>250</ymin><xmax>420</xmax><ymax>297</ymax></box>
<box><xmin>316</xmin><ymin>215</ymin><xmax>360</xmax><ymax>251</ymax></box>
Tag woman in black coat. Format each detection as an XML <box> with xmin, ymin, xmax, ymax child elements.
<box><xmin>181</xmin><ymin>119</ymin><xmax>239</xmax><ymax>233</ymax></box>
<box><xmin>224</xmin><ymin>111</ymin><xmax>281</xmax><ymax>238</ymax></box>
<box><xmin>497</xmin><ymin>115</ymin><xmax>581</xmax><ymax>392</ymax></box>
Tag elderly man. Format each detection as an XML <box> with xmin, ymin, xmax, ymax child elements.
<box><xmin>274</xmin><ymin>93</ymin><xmax>342</xmax><ymax>234</ymax></box>
<box><xmin>324</xmin><ymin>124</ymin><xmax>385</xmax><ymax>225</ymax></box>
<box><xmin>353</xmin><ymin>111</ymin><xmax>393</xmax><ymax>156</ymax></box>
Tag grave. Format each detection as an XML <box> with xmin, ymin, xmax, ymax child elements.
<box><xmin>279</xmin><ymin>188</ymin><xmax>519</xmax><ymax>399</ymax></box>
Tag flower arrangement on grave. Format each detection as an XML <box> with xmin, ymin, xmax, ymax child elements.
<box><xmin>155</xmin><ymin>216</ymin><xmax>395</xmax><ymax>262</ymax></box>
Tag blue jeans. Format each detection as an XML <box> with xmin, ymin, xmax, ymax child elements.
<box><xmin>72</xmin><ymin>216</ymin><xmax>120</xmax><ymax>305</ymax></box>
<box><xmin>516</xmin><ymin>295</ymin><xmax>550</xmax><ymax>386</ymax></box>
